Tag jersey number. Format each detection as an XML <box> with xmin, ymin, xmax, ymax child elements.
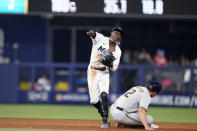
<box><xmin>124</xmin><ymin>89</ymin><xmax>136</xmax><ymax>98</ymax></box>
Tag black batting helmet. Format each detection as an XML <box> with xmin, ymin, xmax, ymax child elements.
<box><xmin>148</xmin><ymin>81</ymin><xmax>162</xmax><ymax>94</ymax></box>
<box><xmin>111</xmin><ymin>26</ymin><xmax>124</xmax><ymax>36</ymax></box>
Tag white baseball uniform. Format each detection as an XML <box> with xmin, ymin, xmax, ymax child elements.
<box><xmin>87</xmin><ymin>32</ymin><xmax>121</xmax><ymax>104</ymax></box>
<box><xmin>110</xmin><ymin>86</ymin><xmax>154</xmax><ymax>125</ymax></box>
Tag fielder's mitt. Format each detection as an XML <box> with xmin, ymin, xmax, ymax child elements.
<box><xmin>99</xmin><ymin>50</ymin><xmax>115</xmax><ymax>68</ymax></box>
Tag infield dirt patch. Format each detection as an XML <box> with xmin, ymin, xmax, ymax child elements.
<box><xmin>0</xmin><ymin>118</ymin><xmax>197</xmax><ymax>131</ymax></box>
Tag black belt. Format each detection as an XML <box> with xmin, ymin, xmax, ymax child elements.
<box><xmin>116</xmin><ymin>106</ymin><xmax>124</xmax><ymax>111</ymax></box>
<box><xmin>91</xmin><ymin>66</ymin><xmax>107</xmax><ymax>71</ymax></box>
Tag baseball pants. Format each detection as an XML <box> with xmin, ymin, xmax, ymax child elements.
<box><xmin>87</xmin><ymin>68</ymin><xmax>110</xmax><ymax>104</ymax></box>
<box><xmin>110</xmin><ymin>104</ymin><xmax>154</xmax><ymax>125</ymax></box>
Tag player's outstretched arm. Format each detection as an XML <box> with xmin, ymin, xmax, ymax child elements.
<box><xmin>87</xmin><ymin>30</ymin><xmax>96</xmax><ymax>38</ymax></box>
<box><xmin>138</xmin><ymin>107</ymin><xmax>154</xmax><ymax>130</ymax></box>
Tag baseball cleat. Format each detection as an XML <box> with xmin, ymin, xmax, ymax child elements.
<box><xmin>151</xmin><ymin>124</ymin><xmax>159</xmax><ymax>129</ymax></box>
<box><xmin>101</xmin><ymin>123</ymin><xmax>110</xmax><ymax>128</ymax></box>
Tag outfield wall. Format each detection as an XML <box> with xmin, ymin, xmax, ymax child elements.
<box><xmin>0</xmin><ymin>63</ymin><xmax>197</xmax><ymax>107</ymax></box>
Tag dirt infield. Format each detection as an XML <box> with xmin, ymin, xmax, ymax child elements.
<box><xmin>0</xmin><ymin>118</ymin><xmax>197</xmax><ymax>131</ymax></box>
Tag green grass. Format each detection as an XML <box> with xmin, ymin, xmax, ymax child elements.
<box><xmin>148</xmin><ymin>106</ymin><xmax>197</xmax><ymax>123</ymax></box>
<box><xmin>0</xmin><ymin>104</ymin><xmax>100</xmax><ymax>120</ymax></box>
<box><xmin>0</xmin><ymin>104</ymin><xmax>197</xmax><ymax>123</ymax></box>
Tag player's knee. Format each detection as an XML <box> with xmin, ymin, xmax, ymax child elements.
<box><xmin>147</xmin><ymin>115</ymin><xmax>154</xmax><ymax>124</ymax></box>
<box><xmin>101</xmin><ymin>92</ymin><xmax>108</xmax><ymax>101</ymax></box>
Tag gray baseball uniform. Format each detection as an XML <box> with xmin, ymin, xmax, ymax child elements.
<box><xmin>110</xmin><ymin>86</ymin><xmax>154</xmax><ymax>125</ymax></box>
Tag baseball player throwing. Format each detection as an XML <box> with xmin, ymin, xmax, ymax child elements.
<box><xmin>87</xmin><ymin>27</ymin><xmax>123</xmax><ymax>128</ymax></box>
<box><xmin>110</xmin><ymin>81</ymin><xmax>161</xmax><ymax>130</ymax></box>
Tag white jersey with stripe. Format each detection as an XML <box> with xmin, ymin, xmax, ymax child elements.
<box><xmin>115</xmin><ymin>86</ymin><xmax>151</xmax><ymax>113</ymax></box>
<box><xmin>88</xmin><ymin>32</ymin><xmax>121</xmax><ymax>72</ymax></box>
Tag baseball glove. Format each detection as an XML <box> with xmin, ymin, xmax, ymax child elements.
<box><xmin>99</xmin><ymin>50</ymin><xmax>115</xmax><ymax>68</ymax></box>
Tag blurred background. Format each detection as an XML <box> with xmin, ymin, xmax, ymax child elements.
<box><xmin>0</xmin><ymin>0</ymin><xmax>197</xmax><ymax>107</ymax></box>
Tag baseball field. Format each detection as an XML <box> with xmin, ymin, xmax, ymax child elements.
<box><xmin>0</xmin><ymin>104</ymin><xmax>197</xmax><ymax>131</ymax></box>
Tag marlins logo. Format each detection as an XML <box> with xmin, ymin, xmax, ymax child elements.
<box><xmin>97</xmin><ymin>46</ymin><xmax>106</xmax><ymax>53</ymax></box>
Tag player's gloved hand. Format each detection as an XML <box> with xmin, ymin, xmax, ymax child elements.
<box><xmin>99</xmin><ymin>50</ymin><xmax>115</xmax><ymax>68</ymax></box>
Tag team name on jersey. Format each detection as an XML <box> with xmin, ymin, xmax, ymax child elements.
<box><xmin>97</xmin><ymin>46</ymin><xmax>106</xmax><ymax>53</ymax></box>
